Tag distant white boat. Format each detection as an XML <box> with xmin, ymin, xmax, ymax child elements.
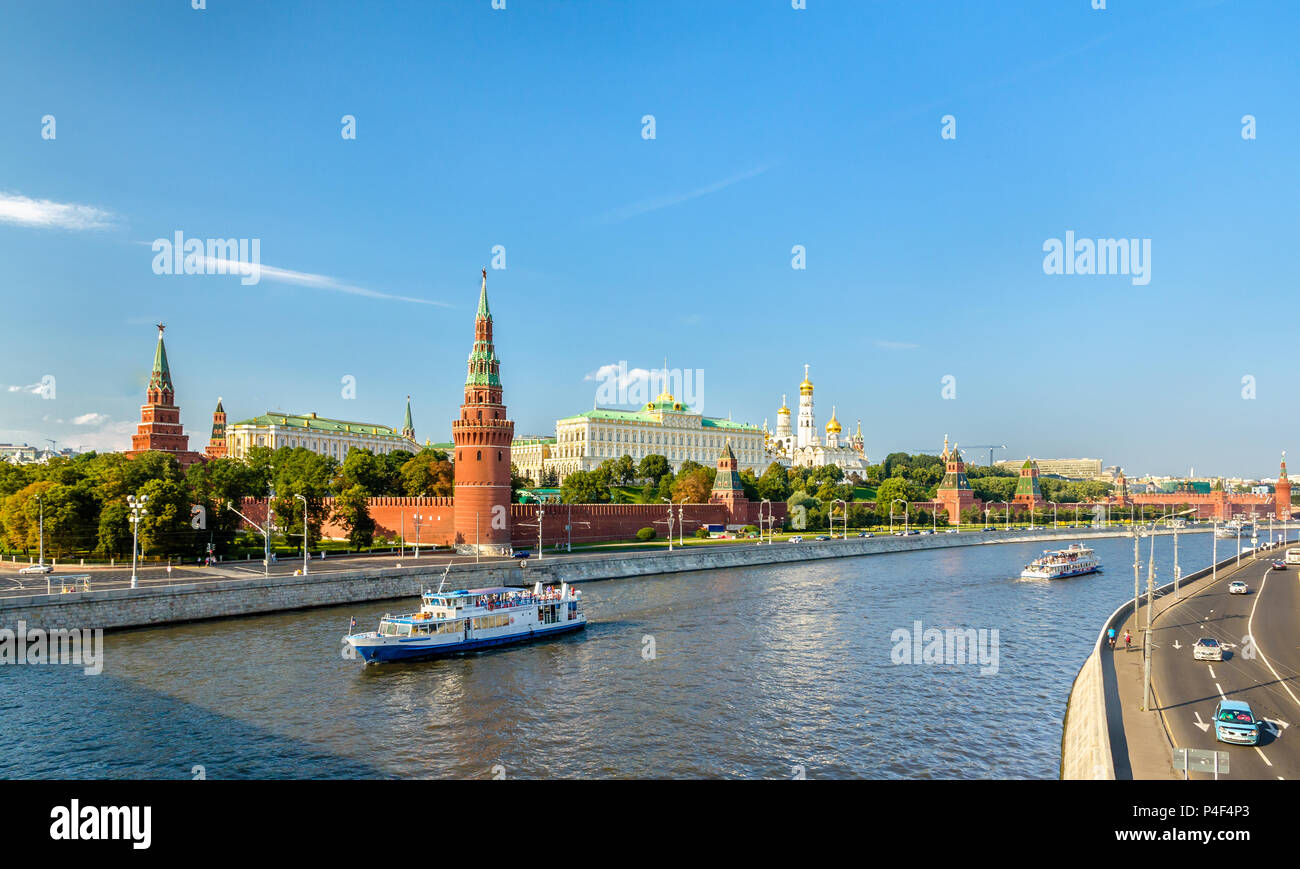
<box><xmin>1020</xmin><ymin>544</ymin><xmax>1100</xmax><ymax>580</ymax></box>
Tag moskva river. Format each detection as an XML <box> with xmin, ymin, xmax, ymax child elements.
<box><xmin>0</xmin><ymin>531</ymin><xmax>1273</xmax><ymax>778</ymax></box>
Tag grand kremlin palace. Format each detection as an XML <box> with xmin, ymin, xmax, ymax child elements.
<box><xmin>511</xmin><ymin>391</ymin><xmax>765</xmax><ymax>483</ymax></box>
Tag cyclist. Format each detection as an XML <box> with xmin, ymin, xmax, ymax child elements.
<box><xmin>1107</xmin><ymin>627</ymin><xmax>1117</xmax><ymax>649</ymax></box>
<box><xmin>1123</xmin><ymin>629</ymin><xmax>1132</xmax><ymax>650</ymax></box>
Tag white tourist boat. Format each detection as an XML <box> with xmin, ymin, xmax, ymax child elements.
<box><xmin>1019</xmin><ymin>544</ymin><xmax>1101</xmax><ymax>579</ymax></box>
<box><xmin>1216</xmin><ymin>519</ymin><xmax>1254</xmax><ymax>539</ymax></box>
<box><xmin>345</xmin><ymin>580</ymin><xmax>586</xmax><ymax>664</ymax></box>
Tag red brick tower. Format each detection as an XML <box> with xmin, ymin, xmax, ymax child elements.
<box><xmin>1013</xmin><ymin>457</ymin><xmax>1045</xmax><ymax>507</ymax></box>
<box><xmin>709</xmin><ymin>439</ymin><xmax>748</xmax><ymax>525</ymax></box>
<box><xmin>126</xmin><ymin>324</ymin><xmax>204</xmax><ymax>467</ymax></box>
<box><xmin>205</xmin><ymin>397</ymin><xmax>227</xmax><ymax>458</ymax></box>
<box><xmin>452</xmin><ymin>270</ymin><xmax>514</xmax><ymax>550</ymax></box>
<box><xmin>935</xmin><ymin>437</ymin><xmax>979</xmax><ymax>522</ymax></box>
<box><xmin>1276</xmin><ymin>451</ymin><xmax>1291</xmax><ymax>520</ymax></box>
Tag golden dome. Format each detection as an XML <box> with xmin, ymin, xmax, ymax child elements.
<box><xmin>826</xmin><ymin>406</ymin><xmax>841</xmax><ymax>434</ymax></box>
<box><xmin>799</xmin><ymin>364</ymin><xmax>814</xmax><ymax>396</ymax></box>
<box><xmin>778</xmin><ymin>393</ymin><xmax>790</xmax><ymax>415</ymax></box>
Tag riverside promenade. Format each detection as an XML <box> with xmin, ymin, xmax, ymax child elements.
<box><xmin>1</xmin><ymin>525</ymin><xmax>1211</xmax><ymax>633</ymax></box>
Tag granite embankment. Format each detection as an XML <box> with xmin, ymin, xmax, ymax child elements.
<box><xmin>1</xmin><ymin>526</ymin><xmax>1208</xmax><ymax>632</ymax></box>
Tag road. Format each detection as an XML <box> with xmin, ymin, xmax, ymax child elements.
<box><xmin>1149</xmin><ymin>547</ymin><xmax>1300</xmax><ymax>779</ymax></box>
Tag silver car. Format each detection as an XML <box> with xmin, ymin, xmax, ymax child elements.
<box><xmin>1228</xmin><ymin>581</ymin><xmax>1248</xmax><ymax>595</ymax></box>
<box><xmin>18</xmin><ymin>564</ymin><xmax>53</xmax><ymax>575</ymax></box>
<box><xmin>1194</xmin><ymin>637</ymin><xmax>1223</xmax><ymax>661</ymax></box>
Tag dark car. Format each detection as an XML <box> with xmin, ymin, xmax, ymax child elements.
<box><xmin>511</xmin><ymin>549</ymin><xmax>531</xmax><ymax>559</ymax></box>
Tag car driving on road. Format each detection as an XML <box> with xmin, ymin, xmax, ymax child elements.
<box><xmin>1270</xmin><ymin>560</ymin><xmax>1286</xmax><ymax>570</ymax></box>
<box><xmin>18</xmin><ymin>564</ymin><xmax>53</xmax><ymax>575</ymax></box>
<box><xmin>1193</xmin><ymin>637</ymin><xmax>1223</xmax><ymax>661</ymax></box>
<box><xmin>1228</xmin><ymin>580</ymin><xmax>1249</xmax><ymax>595</ymax></box>
<box><xmin>1213</xmin><ymin>699</ymin><xmax>1259</xmax><ymax>746</ymax></box>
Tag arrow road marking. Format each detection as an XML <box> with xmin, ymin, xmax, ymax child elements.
<box><xmin>1193</xmin><ymin>711</ymin><xmax>1211</xmax><ymax>732</ymax></box>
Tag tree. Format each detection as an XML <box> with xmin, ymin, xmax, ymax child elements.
<box><xmin>875</xmin><ymin>477</ymin><xmax>915</xmax><ymax>514</ymax></box>
<box><xmin>757</xmin><ymin>462</ymin><xmax>791</xmax><ymax>502</ymax></box>
<box><xmin>135</xmin><ymin>479</ymin><xmax>194</xmax><ymax>557</ymax></box>
<box><xmin>613</xmin><ymin>454</ymin><xmax>636</xmax><ymax>486</ymax></box>
<box><xmin>338</xmin><ymin>448</ymin><xmax>389</xmax><ymax>495</ymax></box>
<box><xmin>332</xmin><ymin>484</ymin><xmax>375</xmax><ymax>548</ymax></box>
<box><xmin>560</xmin><ymin>470</ymin><xmax>611</xmax><ymax>504</ymax></box>
<box><xmin>401</xmin><ymin>449</ymin><xmax>455</xmax><ymax>497</ymax></box>
<box><xmin>638</xmin><ymin>454</ymin><xmax>670</xmax><ymax>485</ymax></box>
<box><xmin>671</xmin><ymin>468</ymin><xmax>712</xmax><ymax>503</ymax></box>
<box><xmin>96</xmin><ymin>502</ymin><xmax>131</xmax><ymax>559</ymax></box>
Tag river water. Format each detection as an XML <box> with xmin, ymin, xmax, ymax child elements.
<box><xmin>0</xmin><ymin>532</ymin><xmax>1278</xmax><ymax>779</ymax></box>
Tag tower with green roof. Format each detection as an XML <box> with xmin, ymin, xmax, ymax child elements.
<box><xmin>709</xmin><ymin>439</ymin><xmax>748</xmax><ymax>524</ymax></box>
<box><xmin>1013</xmin><ymin>457</ymin><xmax>1045</xmax><ymax>506</ymax></box>
<box><xmin>128</xmin><ymin>323</ymin><xmax>203</xmax><ymax>467</ymax></box>
<box><xmin>452</xmin><ymin>270</ymin><xmax>514</xmax><ymax>550</ymax></box>
<box><xmin>401</xmin><ymin>395</ymin><xmax>416</xmax><ymax>442</ymax></box>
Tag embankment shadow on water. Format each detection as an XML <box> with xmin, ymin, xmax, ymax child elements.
<box><xmin>2</xmin><ymin>668</ymin><xmax>390</xmax><ymax>780</ymax></box>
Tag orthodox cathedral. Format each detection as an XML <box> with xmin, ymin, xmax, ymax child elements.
<box><xmin>764</xmin><ymin>365</ymin><xmax>868</xmax><ymax>474</ymax></box>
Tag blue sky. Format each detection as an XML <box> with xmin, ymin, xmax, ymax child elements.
<box><xmin>0</xmin><ymin>0</ymin><xmax>1294</xmax><ymax>478</ymax></box>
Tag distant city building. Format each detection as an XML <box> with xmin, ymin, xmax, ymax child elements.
<box><xmin>0</xmin><ymin>443</ymin><xmax>79</xmax><ymax>464</ymax></box>
<box><xmin>765</xmin><ymin>365</ymin><xmax>867</xmax><ymax>474</ymax></box>
<box><xmin>516</xmin><ymin>390</ymin><xmax>764</xmax><ymax>484</ymax></box>
<box><xmin>996</xmin><ymin>457</ymin><xmax>1102</xmax><ymax>480</ymax></box>
<box><xmin>124</xmin><ymin>324</ymin><xmax>207</xmax><ymax>469</ymax></box>
<box><xmin>224</xmin><ymin>408</ymin><xmax>419</xmax><ymax>460</ymax></box>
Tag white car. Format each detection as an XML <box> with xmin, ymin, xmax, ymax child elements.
<box><xmin>1194</xmin><ymin>637</ymin><xmax>1223</xmax><ymax>661</ymax></box>
<box><xmin>1228</xmin><ymin>581</ymin><xmax>1248</xmax><ymax>595</ymax></box>
<box><xmin>18</xmin><ymin>563</ymin><xmax>53</xmax><ymax>575</ymax></box>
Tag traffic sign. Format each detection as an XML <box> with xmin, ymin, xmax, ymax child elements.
<box><xmin>1172</xmin><ymin>747</ymin><xmax>1229</xmax><ymax>778</ymax></box>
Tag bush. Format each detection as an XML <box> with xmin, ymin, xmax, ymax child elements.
<box><xmin>694</xmin><ymin>527</ymin><xmax>710</xmax><ymax>539</ymax></box>
<box><xmin>742</xmin><ymin>525</ymin><xmax>758</xmax><ymax>533</ymax></box>
<box><xmin>636</xmin><ymin>527</ymin><xmax>657</xmax><ymax>541</ymax></box>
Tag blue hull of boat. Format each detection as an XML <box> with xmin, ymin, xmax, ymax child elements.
<box><xmin>356</xmin><ymin>620</ymin><xmax>586</xmax><ymax>664</ymax></box>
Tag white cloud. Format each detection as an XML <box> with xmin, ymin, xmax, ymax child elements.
<box><xmin>0</xmin><ymin>191</ymin><xmax>115</xmax><ymax>230</ymax></box>
<box><xmin>600</xmin><ymin>165</ymin><xmax>773</xmax><ymax>224</ymax></box>
<box><xmin>7</xmin><ymin>383</ymin><xmax>45</xmax><ymax>394</ymax></box>
<box><xmin>72</xmin><ymin>412</ymin><xmax>109</xmax><ymax>425</ymax></box>
<box><xmin>585</xmin><ymin>364</ymin><xmax>655</xmax><ymax>390</ymax></box>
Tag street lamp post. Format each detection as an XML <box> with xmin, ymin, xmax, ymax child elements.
<box><xmin>295</xmin><ymin>494</ymin><xmax>309</xmax><ymax>576</ymax></box>
<box><xmin>127</xmin><ymin>493</ymin><xmax>149</xmax><ymax>589</ymax></box>
<box><xmin>412</xmin><ymin>513</ymin><xmax>423</xmax><ymax>559</ymax></box>
<box><xmin>678</xmin><ymin>499</ymin><xmax>687</xmax><ymax>548</ymax></box>
<box><xmin>662</xmin><ymin>498</ymin><xmax>674</xmax><ymax>552</ymax></box>
<box><xmin>36</xmin><ymin>493</ymin><xmax>45</xmax><ymax>568</ymax></box>
<box><xmin>831</xmin><ymin>498</ymin><xmax>847</xmax><ymax>539</ymax></box>
<box><xmin>890</xmin><ymin>499</ymin><xmax>909</xmax><ymax>535</ymax></box>
<box><xmin>760</xmin><ymin>498</ymin><xmax>771</xmax><ymax>544</ymax></box>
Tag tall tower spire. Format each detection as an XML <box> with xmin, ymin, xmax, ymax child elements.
<box><xmin>128</xmin><ymin>324</ymin><xmax>202</xmax><ymax>467</ymax></box>
<box><xmin>453</xmin><ymin>270</ymin><xmax>514</xmax><ymax>551</ymax></box>
<box><xmin>401</xmin><ymin>395</ymin><xmax>415</xmax><ymax>441</ymax></box>
<box><xmin>797</xmin><ymin>364</ymin><xmax>816</xmax><ymax>448</ymax></box>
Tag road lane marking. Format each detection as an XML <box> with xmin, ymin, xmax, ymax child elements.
<box><xmin>1193</xmin><ymin>712</ymin><xmax>1211</xmax><ymax>732</ymax></box>
<box><xmin>1208</xmin><ymin>665</ymin><xmax>1216</xmax><ymax>679</ymax></box>
<box><xmin>1247</xmin><ymin>567</ymin><xmax>1300</xmax><ymax>714</ymax></box>
<box><xmin>1216</xmin><ymin>682</ymin><xmax>1226</xmax><ymax>698</ymax></box>
<box><xmin>1255</xmin><ymin>747</ymin><xmax>1273</xmax><ymax>767</ymax></box>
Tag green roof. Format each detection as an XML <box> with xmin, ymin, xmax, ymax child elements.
<box><xmin>231</xmin><ymin>412</ymin><xmax>406</xmax><ymax>438</ymax></box>
<box><xmin>512</xmin><ymin>437</ymin><xmax>557</xmax><ymax>446</ymax></box>
<box><xmin>150</xmin><ymin>329</ymin><xmax>174</xmax><ymax>393</ymax></box>
<box><xmin>555</xmin><ymin>407</ymin><xmax>759</xmax><ymax>431</ymax></box>
<box><xmin>401</xmin><ymin>396</ymin><xmax>414</xmax><ymax>433</ymax></box>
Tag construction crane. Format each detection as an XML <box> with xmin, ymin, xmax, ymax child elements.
<box><xmin>963</xmin><ymin>444</ymin><xmax>1008</xmax><ymax>467</ymax></box>
<box><xmin>905</xmin><ymin>443</ymin><xmax>1007</xmax><ymax>466</ymax></box>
